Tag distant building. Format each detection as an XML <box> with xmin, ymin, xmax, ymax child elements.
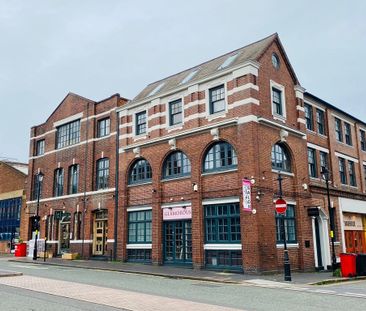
<box><xmin>23</xmin><ymin>33</ymin><xmax>366</xmax><ymax>273</ymax></box>
<box><xmin>0</xmin><ymin>160</ymin><xmax>27</xmax><ymax>253</ymax></box>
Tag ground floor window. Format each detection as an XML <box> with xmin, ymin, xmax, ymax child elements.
<box><xmin>128</xmin><ymin>210</ymin><xmax>152</xmax><ymax>243</ymax></box>
<box><xmin>127</xmin><ymin>249</ymin><xmax>152</xmax><ymax>262</ymax></box>
<box><xmin>205</xmin><ymin>250</ymin><xmax>242</xmax><ymax>269</ymax></box>
<box><xmin>275</xmin><ymin>204</ymin><xmax>297</xmax><ymax>244</ymax></box>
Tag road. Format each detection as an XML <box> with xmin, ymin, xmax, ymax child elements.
<box><xmin>0</xmin><ymin>258</ymin><xmax>366</xmax><ymax>310</ymax></box>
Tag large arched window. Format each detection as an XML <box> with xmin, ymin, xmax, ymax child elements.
<box><xmin>163</xmin><ymin>151</ymin><xmax>191</xmax><ymax>179</ymax></box>
<box><xmin>203</xmin><ymin>141</ymin><xmax>237</xmax><ymax>172</ymax></box>
<box><xmin>271</xmin><ymin>143</ymin><xmax>291</xmax><ymax>172</ymax></box>
<box><xmin>129</xmin><ymin>159</ymin><xmax>152</xmax><ymax>184</ymax></box>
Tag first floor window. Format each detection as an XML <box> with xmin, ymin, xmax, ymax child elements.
<box><xmin>320</xmin><ymin>151</ymin><xmax>328</xmax><ymax>173</ymax></box>
<box><xmin>348</xmin><ymin>161</ymin><xmax>357</xmax><ymax>187</ymax></box>
<box><xmin>203</xmin><ymin>141</ymin><xmax>237</xmax><ymax>172</ymax></box>
<box><xmin>97</xmin><ymin>118</ymin><xmax>110</xmax><ymax>138</ymax></box>
<box><xmin>339</xmin><ymin>158</ymin><xmax>347</xmax><ymax>184</ymax></box>
<box><xmin>163</xmin><ymin>151</ymin><xmax>191</xmax><ymax>179</ymax></box>
<box><xmin>205</xmin><ymin>203</ymin><xmax>241</xmax><ymax>243</ymax></box>
<box><xmin>36</xmin><ymin>139</ymin><xmax>45</xmax><ymax>156</ymax></box>
<box><xmin>272</xmin><ymin>143</ymin><xmax>291</xmax><ymax>172</ymax></box>
<box><xmin>272</xmin><ymin>87</ymin><xmax>283</xmax><ymax>116</ymax></box>
<box><xmin>68</xmin><ymin>164</ymin><xmax>79</xmax><ymax>194</ymax></box>
<box><xmin>96</xmin><ymin>158</ymin><xmax>109</xmax><ymax>190</ymax></box>
<box><xmin>275</xmin><ymin>204</ymin><xmax>297</xmax><ymax>244</ymax></box>
<box><xmin>307</xmin><ymin>148</ymin><xmax>317</xmax><ymax>178</ymax></box>
<box><xmin>73</xmin><ymin>212</ymin><xmax>82</xmax><ymax>240</ymax></box>
<box><xmin>128</xmin><ymin>210</ymin><xmax>152</xmax><ymax>243</ymax></box>
<box><xmin>53</xmin><ymin>168</ymin><xmax>64</xmax><ymax>197</ymax></box>
<box><xmin>129</xmin><ymin>159</ymin><xmax>152</xmax><ymax>184</ymax></box>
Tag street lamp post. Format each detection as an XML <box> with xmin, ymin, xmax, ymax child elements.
<box><xmin>321</xmin><ymin>167</ymin><xmax>337</xmax><ymax>272</ymax></box>
<box><xmin>277</xmin><ymin>174</ymin><xmax>291</xmax><ymax>282</ymax></box>
<box><xmin>33</xmin><ymin>172</ymin><xmax>43</xmax><ymax>261</ymax></box>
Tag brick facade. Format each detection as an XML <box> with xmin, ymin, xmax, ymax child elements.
<box><xmin>23</xmin><ymin>33</ymin><xmax>366</xmax><ymax>273</ymax></box>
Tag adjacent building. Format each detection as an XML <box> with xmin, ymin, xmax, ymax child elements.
<box><xmin>0</xmin><ymin>160</ymin><xmax>27</xmax><ymax>253</ymax></box>
<box><xmin>23</xmin><ymin>33</ymin><xmax>366</xmax><ymax>273</ymax></box>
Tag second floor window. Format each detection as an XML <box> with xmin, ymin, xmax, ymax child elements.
<box><xmin>96</xmin><ymin>158</ymin><xmax>109</xmax><ymax>190</ymax></box>
<box><xmin>36</xmin><ymin>140</ymin><xmax>45</xmax><ymax>156</ymax></box>
<box><xmin>316</xmin><ymin>109</ymin><xmax>325</xmax><ymax>135</ymax></box>
<box><xmin>53</xmin><ymin>168</ymin><xmax>64</xmax><ymax>197</ymax></box>
<box><xmin>169</xmin><ymin>99</ymin><xmax>183</xmax><ymax>126</ymax></box>
<box><xmin>272</xmin><ymin>88</ymin><xmax>283</xmax><ymax>116</ymax></box>
<box><xmin>276</xmin><ymin>205</ymin><xmax>297</xmax><ymax>244</ymax></box>
<box><xmin>136</xmin><ymin>111</ymin><xmax>147</xmax><ymax>135</ymax></box>
<box><xmin>339</xmin><ymin>158</ymin><xmax>347</xmax><ymax>184</ymax></box>
<box><xmin>68</xmin><ymin>164</ymin><xmax>79</xmax><ymax>194</ymax></box>
<box><xmin>348</xmin><ymin>161</ymin><xmax>357</xmax><ymax>187</ymax></box>
<box><xmin>163</xmin><ymin>151</ymin><xmax>191</xmax><ymax>179</ymax></box>
<box><xmin>97</xmin><ymin>118</ymin><xmax>110</xmax><ymax>138</ymax></box>
<box><xmin>344</xmin><ymin>123</ymin><xmax>352</xmax><ymax>146</ymax></box>
<box><xmin>129</xmin><ymin>159</ymin><xmax>152</xmax><ymax>184</ymax></box>
<box><xmin>304</xmin><ymin>104</ymin><xmax>313</xmax><ymax>131</ymax></box>
<box><xmin>335</xmin><ymin>118</ymin><xmax>343</xmax><ymax>142</ymax></box>
<box><xmin>320</xmin><ymin>151</ymin><xmax>328</xmax><ymax>173</ymax></box>
<box><xmin>209</xmin><ymin>85</ymin><xmax>225</xmax><ymax>114</ymax></box>
<box><xmin>32</xmin><ymin>175</ymin><xmax>43</xmax><ymax>200</ymax></box>
<box><xmin>360</xmin><ymin>130</ymin><xmax>366</xmax><ymax>151</ymax></box>
<box><xmin>56</xmin><ymin>120</ymin><xmax>81</xmax><ymax>149</ymax></box>
<box><xmin>307</xmin><ymin>148</ymin><xmax>317</xmax><ymax>178</ymax></box>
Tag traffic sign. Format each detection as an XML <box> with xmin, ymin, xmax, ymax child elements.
<box><xmin>275</xmin><ymin>198</ymin><xmax>287</xmax><ymax>214</ymax></box>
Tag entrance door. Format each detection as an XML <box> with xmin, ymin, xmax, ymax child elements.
<box><xmin>345</xmin><ymin>230</ymin><xmax>366</xmax><ymax>253</ymax></box>
<box><xmin>314</xmin><ymin>218</ymin><xmax>323</xmax><ymax>269</ymax></box>
<box><xmin>58</xmin><ymin>213</ymin><xmax>71</xmax><ymax>253</ymax></box>
<box><xmin>93</xmin><ymin>210</ymin><xmax>108</xmax><ymax>256</ymax></box>
<box><xmin>164</xmin><ymin>221</ymin><xmax>192</xmax><ymax>264</ymax></box>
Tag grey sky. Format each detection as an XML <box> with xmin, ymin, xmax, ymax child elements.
<box><xmin>1</xmin><ymin>1</ymin><xmax>365</xmax><ymax>163</ymax></box>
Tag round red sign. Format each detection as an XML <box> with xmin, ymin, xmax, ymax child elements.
<box><xmin>275</xmin><ymin>198</ymin><xmax>287</xmax><ymax>214</ymax></box>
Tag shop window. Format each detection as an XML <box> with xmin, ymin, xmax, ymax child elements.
<box><xmin>128</xmin><ymin>210</ymin><xmax>152</xmax><ymax>243</ymax></box>
<box><xmin>163</xmin><ymin>151</ymin><xmax>191</xmax><ymax>179</ymax></box>
<box><xmin>275</xmin><ymin>204</ymin><xmax>297</xmax><ymax>244</ymax></box>
<box><xmin>129</xmin><ymin>159</ymin><xmax>152</xmax><ymax>184</ymax></box>
<box><xmin>271</xmin><ymin>143</ymin><xmax>291</xmax><ymax>172</ymax></box>
<box><xmin>203</xmin><ymin>141</ymin><xmax>237</xmax><ymax>173</ymax></box>
<box><xmin>205</xmin><ymin>203</ymin><xmax>241</xmax><ymax>243</ymax></box>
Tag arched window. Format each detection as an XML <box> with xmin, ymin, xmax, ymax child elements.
<box><xmin>203</xmin><ymin>141</ymin><xmax>237</xmax><ymax>172</ymax></box>
<box><xmin>271</xmin><ymin>144</ymin><xmax>291</xmax><ymax>172</ymax></box>
<box><xmin>129</xmin><ymin>159</ymin><xmax>152</xmax><ymax>184</ymax></box>
<box><xmin>163</xmin><ymin>151</ymin><xmax>191</xmax><ymax>179</ymax></box>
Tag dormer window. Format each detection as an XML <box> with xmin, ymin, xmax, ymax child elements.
<box><xmin>217</xmin><ymin>53</ymin><xmax>239</xmax><ymax>70</ymax></box>
<box><xmin>180</xmin><ymin>69</ymin><xmax>199</xmax><ymax>85</ymax></box>
<box><xmin>148</xmin><ymin>82</ymin><xmax>165</xmax><ymax>97</ymax></box>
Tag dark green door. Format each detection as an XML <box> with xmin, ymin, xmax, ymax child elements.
<box><xmin>164</xmin><ymin>221</ymin><xmax>192</xmax><ymax>264</ymax></box>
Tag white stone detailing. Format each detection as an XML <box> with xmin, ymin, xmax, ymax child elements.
<box><xmin>202</xmin><ymin>196</ymin><xmax>239</xmax><ymax>205</ymax></box>
<box><xmin>31</xmin><ymin>129</ymin><xmax>57</xmax><ymax>141</ymax></box>
<box><xmin>296</xmin><ymin>105</ymin><xmax>305</xmax><ymax>112</ymax></box>
<box><xmin>307</xmin><ymin>142</ymin><xmax>329</xmax><ymax>153</ymax></box>
<box><xmin>184</xmin><ymin>99</ymin><xmax>205</xmax><ymax>110</ymax></box>
<box><xmin>227</xmin><ymin>83</ymin><xmax>259</xmax><ymax>96</ymax></box>
<box><xmin>228</xmin><ymin>98</ymin><xmax>260</xmax><ymax>109</ymax></box>
<box><xmin>335</xmin><ymin>152</ymin><xmax>359</xmax><ymax>163</ymax></box>
<box><xmin>257</xmin><ymin>117</ymin><xmax>306</xmax><ymax>137</ymax></box>
<box><xmin>53</xmin><ymin>112</ymin><xmax>83</xmax><ymax>128</ymax></box>
<box><xmin>232</xmin><ymin>61</ymin><xmax>260</xmax><ymax>78</ymax></box>
<box><xmin>184</xmin><ymin>112</ymin><xmax>206</xmax><ymax>122</ymax></box>
<box><xmin>210</xmin><ymin>128</ymin><xmax>219</xmax><ymax>140</ymax></box>
<box><xmin>294</xmin><ymin>85</ymin><xmax>305</xmax><ymax>100</ymax></box>
<box><xmin>161</xmin><ymin>202</ymin><xmax>192</xmax><ymax>209</ymax></box>
<box><xmin>297</xmin><ymin>118</ymin><xmax>306</xmax><ymax>124</ymax></box>
<box><xmin>70</xmin><ymin>240</ymin><xmax>92</xmax><ymax>244</ymax></box>
<box><xmin>126</xmin><ymin>244</ymin><xmax>152</xmax><ymax>249</ymax></box>
<box><xmin>127</xmin><ymin>206</ymin><xmax>152</xmax><ymax>212</ymax></box>
<box><xmin>204</xmin><ymin>244</ymin><xmax>242</xmax><ymax>250</ymax></box>
<box><xmin>237</xmin><ymin>115</ymin><xmax>258</xmax><ymax>124</ymax></box>
<box><xmin>168</xmin><ymin>138</ymin><xmax>176</xmax><ymax>150</ymax></box>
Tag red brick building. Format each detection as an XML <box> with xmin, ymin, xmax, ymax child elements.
<box><xmin>23</xmin><ymin>33</ymin><xmax>366</xmax><ymax>273</ymax></box>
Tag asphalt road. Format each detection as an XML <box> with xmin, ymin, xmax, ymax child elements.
<box><xmin>0</xmin><ymin>258</ymin><xmax>366</xmax><ymax>311</ymax></box>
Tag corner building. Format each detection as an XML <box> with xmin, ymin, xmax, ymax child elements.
<box><xmin>24</xmin><ymin>93</ymin><xmax>128</xmax><ymax>257</ymax></box>
<box><xmin>117</xmin><ymin>33</ymin><xmax>316</xmax><ymax>272</ymax></box>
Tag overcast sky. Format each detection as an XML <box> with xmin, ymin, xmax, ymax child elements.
<box><xmin>1</xmin><ymin>1</ymin><xmax>365</xmax><ymax>163</ymax></box>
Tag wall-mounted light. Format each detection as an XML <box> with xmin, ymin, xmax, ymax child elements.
<box><xmin>192</xmin><ymin>183</ymin><xmax>198</xmax><ymax>192</ymax></box>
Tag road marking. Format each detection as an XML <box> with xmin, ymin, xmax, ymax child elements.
<box><xmin>345</xmin><ymin>292</ymin><xmax>366</xmax><ymax>297</ymax></box>
<box><xmin>0</xmin><ymin>275</ymin><xmax>243</xmax><ymax>311</ymax></box>
<box><xmin>9</xmin><ymin>264</ymin><xmax>48</xmax><ymax>270</ymax></box>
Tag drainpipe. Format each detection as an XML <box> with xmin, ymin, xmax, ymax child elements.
<box><xmin>113</xmin><ymin>109</ymin><xmax>120</xmax><ymax>261</ymax></box>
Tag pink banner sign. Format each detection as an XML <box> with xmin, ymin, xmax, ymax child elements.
<box><xmin>163</xmin><ymin>206</ymin><xmax>192</xmax><ymax>220</ymax></box>
<box><xmin>242</xmin><ymin>179</ymin><xmax>252</xmax><ymax>212</ymax></box>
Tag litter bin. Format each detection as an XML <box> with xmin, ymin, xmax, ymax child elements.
<box><xmin>14</xmin><ymin>243</ymin><xmax>27</xmax><ymax>257</ymax></box>
<box><xmin>356</xmin><ymin>254</ymin><xmax>366</xmax><ymax>276</ymax></box>
<box><xmin>340</xmin><ymin>253</ymin><xmax>357</xmax><ymax>277</ymax></box>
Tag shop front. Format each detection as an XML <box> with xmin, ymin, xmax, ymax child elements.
<box><xmin>162</xmin><ymin>203</ymin><xmax>192</xmax><ymax>265</ymax></box>
<box><xmin>339</xmin><ymin>197</ymin><xmax>366</xmax><ymax>254</ymax></box>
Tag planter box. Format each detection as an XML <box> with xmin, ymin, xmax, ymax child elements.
<box><xmin>62</xmin><ymin>253</ymin><xmax>78</xmax><ymax>260</ymax></box>
<box><xmin>39</xmin><ymin>251</ymin><xmax>53</xmax><ymax>259</ymax></box>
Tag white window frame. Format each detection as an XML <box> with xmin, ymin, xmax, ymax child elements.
<box><xmin>270</xmin><ymin>80</ymin><xmax>286</xmax><ymax>120</ymax></box>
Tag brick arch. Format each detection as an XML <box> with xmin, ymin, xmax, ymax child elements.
<box><xmin>126</xmin><ymin>157</ymin><xmax>153</xmax><ymax>184</ymax></box>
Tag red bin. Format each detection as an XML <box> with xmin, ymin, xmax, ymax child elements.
<box><xmin>14</xmin><ymin>243</ymin><xmax>27</xmax><ymax>257</ymax></box>
<box><xmin>340</xmin><ymin>253</ymin><xmax>357</xmax><ymax>277</ymax></box>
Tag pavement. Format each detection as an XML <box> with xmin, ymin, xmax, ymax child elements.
<box><xmin>5</xmin><ymin>256</ymin><xmax>362</xmax><ymax>286</ymax></box>
<box><xmin>0</xmin><ymin>269</ymin><xmax>22</xmax><ymax>277</ymax></box>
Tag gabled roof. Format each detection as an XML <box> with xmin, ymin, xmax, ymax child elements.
<box><xmin>130</xmin><ymin>33</ymin><xmax>291</xmax><ymax>104</ymax></box>
<box><xmin>0</xmin><ymin>161</ymin><xmax>28</xmax><ymax>176</ymax></box>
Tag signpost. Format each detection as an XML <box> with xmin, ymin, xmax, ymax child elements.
<box><xmin>275</xmin><ymin>198</ymin><xmax>287</xmax><ymax>214</ymax></box>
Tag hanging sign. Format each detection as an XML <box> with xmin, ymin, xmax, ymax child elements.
<box><xmin>242</xmin><ymin>179</ymin><xmax>252</xmax><ymax>212</ymax></box>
